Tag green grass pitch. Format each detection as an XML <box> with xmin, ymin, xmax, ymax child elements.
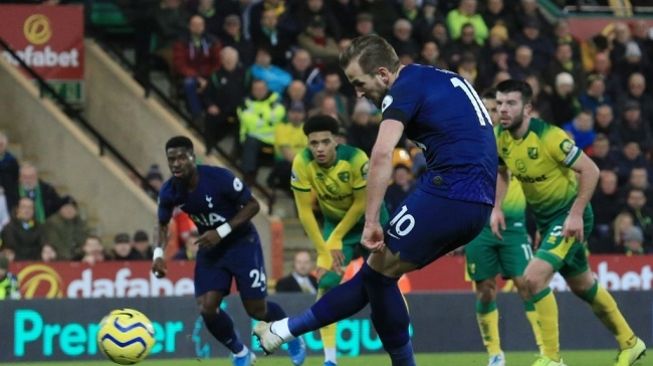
<box><xmin>12</xmin><ymin>350</ymin><xmax>650</xmax><ymax>366</ymax></box>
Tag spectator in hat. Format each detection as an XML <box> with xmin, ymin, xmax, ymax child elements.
<box><xmin>622</xmin><ymin>226</ymin><xmax>646</xmax><ymax>255</ymax></box>
<box><xmin>268</xmin><ymin>101</ymin><xmax>308</xmax><ymax>193</ymax></box>
<box><xmin>203</xmin><ymin>46</ymin><xmax>247</xmax><ymax>153</ymax></box>
<box><xmin>110</xmin><ymin>233</ymin><xmax>143</xmax><ymax>261</ymax></box>
<box><xmin>220</xmin><ymin>14</ymin><xmax>255</xmax><ymax>66</ymax></box>
<box><xmin>446</xmin><ymin>0</ymin><xmax>488</xmax><ymax>45</ymax></box>
<box><xmin>514</xmin><ymin>16</ymin><xmax>554</xmax><ymax>73</ymax></box>
<box><xmin>616</xmin><ymin>101</ymin><xmax>651</xmax><ymax>152</ymax></box>
<box><xmin>298</xmin><ymin>17</ymin><xmax>340</xmax><ymax>66</ymax></box>
<box><xmin>294</xmin><ymin>0</ymin><xmax>342</xmax><ymax>40</ymax></box>
<box><xmin>347</xmin><ymin>99</ymin><xmax>380</xmax><ymax>156</ymax></box>
<box><xmin>415</xmin><ymin>0</ymin><xmax>444</xmax><ymax>44</ymax></box>
<box><xmin>578</xmin><ymin>74</ymin><xmax>612</xmax><ymax>115</ymax></box>
<box><xmin>0</xmin><ymin>255</ymin><xmax>19</xmax><ymax>300</ymax></box>
<box><xmin>354</xmin><ymin>13</ymin><xmax>376</xmax><ymax>38</ymax></box>
<box><xmin>133</xmin><ymin>230</ymin><xmax>153</xmax><ymax>260</ymax></box>
<box><xmin>549</xmin><ymin>72</ymin><xmax>581</xmax><ymax>126</ymax></box>
<box><xmin>144</xmin><ymin>164</ymin><xmax>165</xmax><ymax>199</ymax></box>
<box><xmin>44</xmin><ymin>195</ymin><xmax>89</xmax><ymax>260</ymax></box>
<box><xmin>482</xmin><ymin>0</ymin><xmax>516</xmax><ymax>34</ymax></box>
<box><xmin>17</xmin><ymin>162</ymin><xmax>60</xmax><ymax>224</ymax></box>
<box><xmin>0</xmin><ymin>131</ymin><xmax>19</xmax><ymax>210</ymax></box>
<box><xmin>444</xmin><ymin>22</ymin><xmax>481</xmax><ymax>69</ymax></box>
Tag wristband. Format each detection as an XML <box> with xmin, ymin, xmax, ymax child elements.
<box><xmin>153</xmin><ymin>247</ymin><xmax>164</xmax><ymax>261</ymax></box>
<box><xmin>216</xmin><ymin>223</ymin><xmax>232</xmax><ymax>238</ymax></box>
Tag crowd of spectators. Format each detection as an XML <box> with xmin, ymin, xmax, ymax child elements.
<box><xmin>125</xmin><ymin>0</ymin><xmax>653</xmax><ymax>255</ymax></box>
<box><xmin>1</xmin><ymin>0</ymin><xmax>653</xmax><ymax>269</ymax></box>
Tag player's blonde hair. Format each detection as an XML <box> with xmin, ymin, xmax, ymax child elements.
<box><xmin>339</xmin><ymin>35</ymin><xmax>400</xmax><ymax>75</ymax></box>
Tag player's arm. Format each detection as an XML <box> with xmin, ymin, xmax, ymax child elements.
<box><xmin>195</xmin><ymin>197</ymin><xmax>261</xmax><ymax>249</ymax></box>
<box><xmin>294</xmin><ymin>189</ymin><xmax>330</xmax><ymax>269</ymax></box>
<box><xmin>326</xmin><ymin>187</ymin><xmax>366</xmax><ymax>270</ymax></box>
<box><xmin>490</xmin><ymin>164</ymin><xmax>509</xmax><ymax>239</ymax></box>
<box><xmin>153</xmin><ymin>195</ymin><xmax>173</xmax><ymax>278</ymax></box>
<box><xmin>363</xmin><ymin>119</ymin><xmax>404</xmax><ymax>251</ymax></box>
<box><xmin>565</xmin><ymin>153</ymin><xmax>599</xmax><ymax>242</ymax></box>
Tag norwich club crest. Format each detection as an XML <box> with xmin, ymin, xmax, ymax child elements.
<box><xmin>528</xmin><ymin>147</ymin><xmax>539</xmax><ymax>159</ymax></box>
<box><xmin>338</xmin><ymin>172</ymin><xmax>350</xmax><ymax>183</ymax></box>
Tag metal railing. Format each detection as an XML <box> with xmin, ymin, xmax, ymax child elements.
<box><xmin>90</xmin><ymin>33</ymin><xmax>277</xmax><ymax>213</ymax></box>
<box><xmin>0</xmin><ymin>36</ymin><xmax>158</xmax><ymax>197</ymax></box>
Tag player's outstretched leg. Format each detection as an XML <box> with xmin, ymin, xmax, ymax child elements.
<box><xmin>199</xmin><ymin>292</ymin><xmax>255</xmax><ymax>366</ymax></box>
<box><xmin>474</xmin><ymin>279</ymin><xmax>504</xmax><ymax>366</ymax></box>
<box><xmin>566</xmin><ymin>271</ymin><xmax>646</xmax><ymax>366</ymax></box>
<box><xmin>243</xmin><ymin>300</ymin><xmax>306</xmax><ymax>365</ymax></box>
<box><xmin>361</xmin><ymin>262</ymin><xmax>415</xmax><ymax>366</ymax></box>
<box><xmin>254</xmin><ymin>267</ymin><xmax>369</xmax><ymax>354</ymax></box>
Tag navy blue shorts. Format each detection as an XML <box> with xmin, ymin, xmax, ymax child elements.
<box><xmin>194</xmin><ymin>231</ymin><xmax>268</xmax><ymax>299</ymax></box>
<box><xmin>385</xmin><ymin>188</ymin><xmax>492</xmax><ymax>268</ymax></box>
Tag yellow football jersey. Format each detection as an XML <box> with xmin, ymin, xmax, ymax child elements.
<box><xmin>496</xmin><ymin>118</ymin><xmax>582</xmax><ymax>226</ymax></box>
<box><xmin>291</xmin><ymin>144</ymin><xmax>369</xmax><ymax>222</ymax></box>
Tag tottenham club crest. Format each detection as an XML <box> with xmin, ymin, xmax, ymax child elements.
<box><xmin>205</xmin><ymin>195</ymin><xmax>213</xmax><ymax>208</ymax></box>
<box><xmin>381</xmin><ymin>95</ymin><xmax>393</xmax><ymax>113</ymax></box>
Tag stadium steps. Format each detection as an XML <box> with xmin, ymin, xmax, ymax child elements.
<box><xmin>280</xmin><ymin>217</ymin><xmax>315</xmax><ymax>274</ymax></box>
<box><xmin>0</xmin><ymin>55</ymin><xmax>156</xmax><ymax>240</ymax></box>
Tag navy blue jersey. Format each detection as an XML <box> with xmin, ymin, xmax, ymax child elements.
<box><xmin>158</xmin><ymin>165</ymin><xmax>256</xmax><ymax>256</ymax></box>
<box><xmin>381</xmin><ymin>64</ymin><xmax>497</xmax><ymax>205</ymax></box>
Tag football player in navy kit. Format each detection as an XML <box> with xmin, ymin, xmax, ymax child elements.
<box><xmin>152</xmin><ymin>136</ymin><xmax>305</xmax><ymax>366</ymax></box>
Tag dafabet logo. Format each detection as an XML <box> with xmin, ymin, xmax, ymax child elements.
<box><xmin>23</xmin><ymin>14</ymin><xmax>52</xmax><ymax>45</ymax></box>
<box><xmin>18</xmin><ymin>264</ymin><xmax>64</xmax><ymax>299</ymax></box>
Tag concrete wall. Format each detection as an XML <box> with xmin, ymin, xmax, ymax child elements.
<box><xmin>0</xmin><ymin>56</ymin><xmax>156</xmax><ymax>239</ymax></box>
<box><xmin>83</xmin><ymin>40</ymin><xmax>271</xmax><ymax>260</ymax></box>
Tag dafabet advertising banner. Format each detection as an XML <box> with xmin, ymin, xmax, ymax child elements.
<box><xmin>0</xmin><ymin>4</ymin><xmax>84</xmax><ymax>102</ymax></box>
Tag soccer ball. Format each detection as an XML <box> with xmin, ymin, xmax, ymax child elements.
<box><xmin>97</xmin><ymin>308</ymin><xmax>156</xmax><ymax>365</ymax></box>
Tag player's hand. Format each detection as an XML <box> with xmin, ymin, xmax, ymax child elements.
<box><xmin>330</xmin><ymin>249</ymin><xmax>345</xmax><ymax>275</ymax></box>
<box><xmin>490</xmin><ymin>208</ymin><xmax>506</xmax><ymax>240</ymax></box>
<box><xmin>361</xmin><ymin>221</ymin><xmax>385</xmax><ymax>252</ymax></box>
<box><xmin>195</xmin><ymin>230</ymin><xmax>221</xmax><ymax>249</ymax></box>
<box><xmin>563</xmin><ymin>212</ymin><xmax>584</xmax><ymax>242</ymax></box>
<box><xmin>152</xmin><ymin>258</ymin><xmax>167</xmax><ymax>278</ymax></box>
